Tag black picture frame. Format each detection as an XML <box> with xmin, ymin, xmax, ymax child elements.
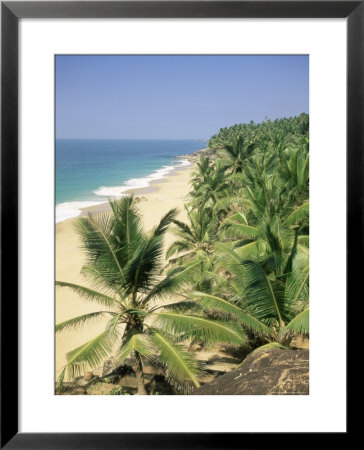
<box><xmin>1</xmin><ymin>1</ymin><xmax>355</xmax><ymax>448</ymax></box>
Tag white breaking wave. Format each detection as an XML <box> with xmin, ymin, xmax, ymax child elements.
<box><xmin>56</xmin><ymin>159</ymin><xmax>192</xmax><ymax>224</ymax></box>
<box><xmin>56</xmin><ymin>201</ymin><xmax>104</xmax><ymax>223</ymax></box>
<box><xmin>94</xmin><ymin>158</ymin><xmax>191</xmax><ymax>197</ymax></box>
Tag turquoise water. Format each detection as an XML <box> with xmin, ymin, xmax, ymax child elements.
<box><xmin>56</xmin><ymin>139</ymin><xmax>205</xmax><ymax>222</ymax></box>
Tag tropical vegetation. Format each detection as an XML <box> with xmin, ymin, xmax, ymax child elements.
<box><xmin>56</xmin><ymin>113</ymin><xmax>309</xmax><ymax>394</ymax></box>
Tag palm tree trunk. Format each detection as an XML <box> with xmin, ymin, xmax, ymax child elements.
<box><xmin>134</xmin><ymin>351</ymin><xmax>147</xmax><ymax>395</ymax></box>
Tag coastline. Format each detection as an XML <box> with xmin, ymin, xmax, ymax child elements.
<box><xmin>55</xmin><ymin>161</ymin><xmax>196</xmax><ymax>375</ymax></box>
<box><xmin>78</xmin><ymin>159</ymin><xmax>196</xmax><ymax>218</ymax></box>
<box><xmin>56</xmin><ymin>154</ymin><xmax>204</xmax><ymax>223</ymax></box>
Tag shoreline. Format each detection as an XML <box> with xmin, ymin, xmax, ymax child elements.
<box><xmin>56</xmin><ymin>158</ymin><xmax>198</xmax><ymax>374</ymax></box>
<box><xmin>56</xmin><ymin>151</ymin><xmax>206</xmax><ymax>224</ymax></box>
<box><xmin>78</xmin><ymin>160</ymin><xmax>195</xmax><ymax>219</ymax></box>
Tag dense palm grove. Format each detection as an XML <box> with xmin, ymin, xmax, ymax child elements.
<box><xmin>56</xmin><ymin>114</ymin><xmax>309</xmax><ymax>394</ymax></box>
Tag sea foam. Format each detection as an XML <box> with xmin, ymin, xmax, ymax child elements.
<box><xmin>56</xmin><ymin>201</ymin><xmax>104</xmax><ymax>223</ymax></box>
<box><xmin>56</xmin><ymin>158</ymin><xmax>191</xmax><ymax>223</ymax></box>
<box><xmin>93</xmin><ymin>158</ymin><xmax>191</xmax><ymax>197</ymax></box>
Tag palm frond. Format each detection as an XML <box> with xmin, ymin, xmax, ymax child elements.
<box><xmin>56</xmin><ymin>311</ymin><xmax>109</xmax><ymax>333</ymax></box>
<box><xmin>171</xmin><ymin>219</ymin><xmax>194</xmax><ymax>239</ymax></box>
<box><xmin>152</xmin><ymin>300</ymin><xmax>202</xmax><ymax>314</ymax></box>
<box><xmin>242</xmin><ymin>260</ymin><xmax>285</xmax><ymax>326</ymax></box>
<box><xmin>285</xmin><ymin>308</ymin><xmax>309</xmax><ymax>334</ymax></box>
<box><xmin>106</xmin><ymin>312</ymin><xmax>124</xmax><ymax>338</ymax></box>
<box><xmin>125</xmin><ymin>234</ymin><xmax>164</xmax><ymax>297</ymax></box>
<box><xmin>234</xmin><ymin>240</ymin><xmax>261</xmax><ymax>259</ymax></box>
<box><xmin>154</xmin><ymin>313</ymin><xmax>246</xmax><ymax>345</ymax></box>
<box><xmin>165</xmin><ymin>240</ymin><xmax>194</xmax><ymax>260</ymax></box>
<box><xmin>298</xmin><ymin>235</ymin><xmax>309</xmax><ymax>247</ymax></box>
<box><xmin>149</xmin><ymin>329</ymin><xmax>200</xmax><ymax>390</ymax></box>
<box><xmin>154</xmin><ymin>208</ymin><xmax>178</xmax><ymax>237</ymax></box>
<box><xmin>118</xmin><ymin>332</ymin><xmax>156</xmax><ymax>364</ymax></box>
<box><xmin>284</xmin><ymin>201</ymin><xmax>309</xmax><ymax>226</ymax></box>
<box><xmin>55</xmin><ymin>281</ymin><xmax>117</xmax><ymax>307</ymax></box>
<box><xmin>213</xmin><ymin>196</ymin><xmax>247</xmax><ymax>213</ymax></box>
<box><xmin>108</xmin><ymin>196</ymin><xmax>144</xmax><ymax>265</ymax></box>
<box><xmin>215</xmin><ymin>243</ymin><xmax>243</xmax><ymax>265</ymax></box>
<box><xmin>56</xmin><ymin>367</ymin><xmax>66</xmax><ymax>392</ymax></box>
<box><xmin>189</xmin><ymin>291</ymin><xmax>270</xmax><ymax>334</ymax></box>
<box><xmin>222</xmin><ymin>221</ymin><xmax>259</xmax><ymax>239</ymax></box>
<box><xmin>125</xmin><ymin>210</ymin><xmax>177</xmax><ymax>297</ymax></box>
<box><xmin>143</xmin><ymin>261</ymin><xmax>201</xmax><ymax>303</ymax></box>
<box><xmin>214</xmin><ymin>243</ymin><xmax>247</xmax><ymax>282</ymax></box>
<box><xmin>284</xmin><ymin>250</ymin><xmax>309</xmax><ymax>309</ymax></box>
<box><xmin>79</xmin><ymin>264</ymin><xmax>123</xmax><ymax>297</ymax></box>
<box><xmin>64</xmin><ymin>331</ymin><xmax>112</xmax><ymax>379</ymax></box>
<box><xmin>75</xmin><ymin>213</ymin><xmax>126</xmax><ymax>282</ymax></box>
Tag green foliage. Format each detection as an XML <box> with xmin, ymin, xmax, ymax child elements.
<box><xmin>188</xmin><ymin>291</ymin><xmax>270</xmax><ymax>334</ymax></box>
<box><xmin>109</xmin><ymin>386</ymin><xmax>130</xmax><ymax>395</ymax></box>
<box><xmin>64</xmin><ymin>331</ymin><xmax>112</xmax><ymax>380</ymax></box>
<box><xmin>149</xmin><ymin>329</ymin><xmax>200</xmax><ymax>390</ymax></box>
<box><xmin>220</xmin><ymin>134</ymin><xmax>256</xmax><ymax>174</ymax></box>
<box><xmin>155</xmin><ymin>312</ymin><xmax>246</xmax><ymax>345</ymax></box>
<box><xmin>184</xmin><ymin>114</ymin><xmax>310</xmax><ymax>350</ymax></box>
<box><xmin>55</xmin><ymin>311</ymin><xmax>108</xmax><ymax>333</ymax></box>
<box><xmin>57</xmin><ymin>113</ymin><xmax>310</xmax><ymax>393</ymax></box>
<box><xmin>285</xmin><ymin>308</ymin><xmax>309</xmax><ymax>335</ymax></box>
<box><xmin>208</xmin><ymin>113</ymin><xmax>308</xmax><ymax>150</ymax></box>
<box><xmin>56</xmin><ymin>196</ymin><xmax>254</xmax><ymax>394</ymax></box>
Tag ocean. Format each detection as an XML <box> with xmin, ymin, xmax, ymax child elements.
<box><xmin>56</xmin><ymin>139</ymin><xmax>205</xmax><ymax>223</ymax></box>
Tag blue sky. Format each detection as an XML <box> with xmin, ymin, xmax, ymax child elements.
<box><xmin>56</xmin><ymin>55</ymin><xmax>308</xmax><ymax>139</ymax></box>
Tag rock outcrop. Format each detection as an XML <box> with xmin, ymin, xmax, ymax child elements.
<box><xmin>178</xmin><ymin>147</ymin><xmax>217</xmax><ymax>164</ymax></box>
<box><xmin>191</xmin><ymin>348</ymin><xmax>309</xmax><ymax>395</ymax></box>
<box><xmin>56</xmin><ymin>348</ymin><xmax>307</xmax><ymax>395</ymax></box>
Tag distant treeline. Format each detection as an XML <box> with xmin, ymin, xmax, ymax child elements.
<box><xmin>208</xmin><ymin>113</ymin><xmax>309</xmax><ymax>150</ymax></box>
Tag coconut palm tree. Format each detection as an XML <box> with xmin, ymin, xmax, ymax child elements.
<box><xmin>190</xmin><ymin>156</ymin><xmax>214</xmax><ymax>187</ymax></box>
<box><xmin>208</xmin><ymin>114</ymin><xmax>308</xmax><ymax>154</ymax></box>
<box><xmin>187</xmin><ymin>240</ymin><xmax>309</xmax><ymax>351</ymax></box>
<box><xmin>56</xmin><ymin>196</ymin><xmax>246</xmax><ymax>394</ymax></box>
<box><xmin>190</xmin><ymin>114</ymin><xmax>310</xmax><ymax>353</ymax></box>
<box><xmin>278</xmin><ymin>138</ymin><xmax>309</xmax><ymax>206</ymax></box>
<box><xmin>219</xmin><ymin>201</ymin><xmax>309</xmax><ymax>263</ymax></box>
<box><xmin>220</xmin><ymin>135</ymin><xmax>256</xmax><ymax>174</ymax></box>
<box><xmin>189</xmin><ymin>159</ymin><xmax>230</xmax><ymax>209</ymax></box>
<box><xmin>165</xmin><ymin>205</ymin><xmax>218</xmax><ymax>291</ymax></box>
<box><xmin>270</xmin><ymin>132</ymin><xmax>292</xmax><ymax>161</ymax></box>
<box><xmin>166</xmin><ymin>206</ymin><xmax>216</xmax><ymax>259</ymax></box>
<box><xmin>189</xmin><ymin>194</ymin><xmax>309</xmax><ymax>351</ymax></box>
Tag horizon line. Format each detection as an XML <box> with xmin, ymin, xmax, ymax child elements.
<box><xmin>56</xmin><ymin>137</ymin><xmax>207</xmax><ymax>141</ymax></box>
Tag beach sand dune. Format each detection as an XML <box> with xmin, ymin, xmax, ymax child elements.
<box><xmin>55</xmin><ymin>165</ymin><xmax>194</xmax><ymax>376</ymax></box>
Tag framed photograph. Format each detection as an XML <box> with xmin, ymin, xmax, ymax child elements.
<box><xmin>1</xmin><ymin>1</ymin><xmax>355</xmax><ymax>447</ymax></box>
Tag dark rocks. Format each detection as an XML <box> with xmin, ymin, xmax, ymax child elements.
<box><xmin>55</xmin><ymin>382</ymin><xmax>88</xmax><ymax>395</ymax></box>
<box><xmin>102</xmin><ymin>357</ymin><xmax>120</xmax><ymax>376</ymax></box>
<box><xmin>87</xmin><ymin>382</ymin><xmax>116</xmax><ymax>395</ymax></box>
<box><xmin>203</xmin><ymin>354</ymin><xmax>242</xmax><ymax>375</ymax></box>
<box><xmin>178</xmin><ymin>147</ymin><xmax>217</xmax><ymax>164</ymax></box>
<box><xmin>69</xmin><ymin>387</ymin><xmax>87</xmax><ymax>395</ymax></box>
<box><xmin>55</xmin><ymin>373</ymin><xmax>100</xmax><ymax>394</ymax></box>
<box><xmin>75</xmin><ymin>378</ymin><xmax>90</xmax><ymax>387</ymax></box>
<box><xmin>191</xmin><ymin>348</ymin><xmax>309</xmax><ymax>395</ymax></box>
<box><xmin>147</xmin><ymin>375</ymin><xmax>175</xmax><ymax>395</ymax></box>
<box><xmin>75</xmin><ymin>374</ymin><xmax>99</xmax><ymax>387</ymax></box>
<box><xmin>55</xmin><ymin>382</ymin><xmax>77</xmax><ymax>395</ymax></box>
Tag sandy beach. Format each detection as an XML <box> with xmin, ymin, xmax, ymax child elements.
<box><xmin>55</xmin><ymin>164</ymin><xmax>195</xmax><ymax>376</ymax></box>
